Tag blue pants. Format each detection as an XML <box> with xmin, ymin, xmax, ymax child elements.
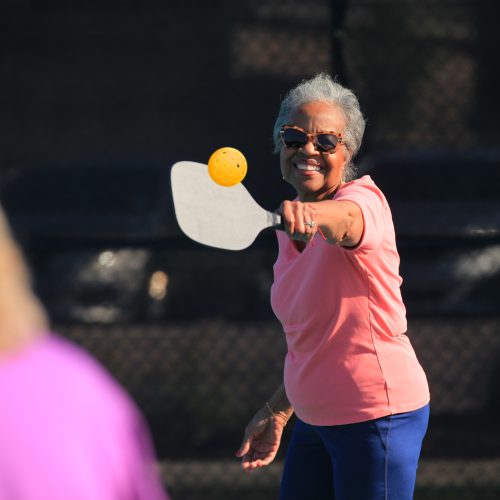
<box><xmin>280</xmin><ymin>404</ymin><xmax>429</xmax><ymax>500</ymax></box>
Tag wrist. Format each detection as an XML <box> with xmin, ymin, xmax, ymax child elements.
<box><xmin>264</xmin><ymin>401</ymin><xmax>293</xmax><ymax>425</ymax></box>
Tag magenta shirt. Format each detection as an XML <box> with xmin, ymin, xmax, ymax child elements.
<box><xmin>0</xmin><ymin>334</ymin><xmax>169</xmax><ymax>500</ymax></box>
<box><xmin>271</xmin><ymin>176</ymin><xmax>429</xmax><ymax>425</ymax></box>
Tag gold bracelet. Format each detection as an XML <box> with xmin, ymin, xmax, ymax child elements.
<box><xmin>265</xmin><ymin>401</ymin><xmax>276</xmax><ymax>417</ymax></box>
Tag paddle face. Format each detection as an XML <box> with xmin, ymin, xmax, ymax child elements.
<box><xmin>170</xmin><ymin>161</ymin><xmax>281</xmax><ymax>250</ymax></box>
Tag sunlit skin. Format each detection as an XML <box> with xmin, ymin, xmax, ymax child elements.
<box><xmin>280</xmin><ymin>101</ymin><xmax>347</xmax><ymax>202</ymax></box>
<box><xmin>279</xmin><ymin>101</ymin><xmax>364</xmax><ymax>249</ymax></box>
<box><xmin>236</xmin><ymin>384</ymin><xmax>292</xmax><ymax>472</ymax></box>
<box><xmin>236</xmin><ymin>102</ymin><xmax>366</xmax><ymax>471</ymax></box>
<box><xmin>0</xmin><ymin>214</ymin><xmax>48</xmax><ymax>354</ymax></box>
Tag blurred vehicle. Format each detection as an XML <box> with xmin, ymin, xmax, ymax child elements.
<box><xmin>0</xmin><ymin>162</ymin><xmax>276</xmax><ymax>324</ymax></box>
<box><xmin>358</xmin><ymin>148</ymin><xmax>500</xmax><ymax>316</ymax></box>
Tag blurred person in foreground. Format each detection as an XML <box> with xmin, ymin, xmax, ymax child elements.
<box><xmin>236</xmin><ymin>73</ymin><xmax>430</xmax><ymax>499</ymax></box>
<box><xmin>0</xmin><ymin>206</ymin><xmax>169</xmax><ymax>500</ymax></box>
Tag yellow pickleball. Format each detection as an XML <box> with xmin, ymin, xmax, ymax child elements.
<box><xmin>208</xmin><ymin>147</ymin><xmax>247</xmax><ymax>187</ymax></box>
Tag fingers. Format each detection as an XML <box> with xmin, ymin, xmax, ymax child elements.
<box><xmin>237</xmin><ymin>437</ymin><xmax>270</xmax><ymax>472</ymax></box>
<box><xmin>280</xmin><ymin>200</ymin><xmax>296</xmax><ymax>235</ymax></box>
<box><xmin>240</xmin><ymin>452</ymin><xmax>276</xmax><ymax>472</ymax></box>
<box><xmin>280</xmin><ymin>200</ymin><xmax>317</xmax><ymax>242</ymax></box>
<box><xmin>235</xmin><ymin>438</ymin><xmax>250</xmax><ymax>458</ymax></box>
<box><xmin>236</xmin><ymin>410</ymin><xmax>283</xmax><ymax>471</ymax></box>
<box><xmin>239</xmin><ymin>442</ymin><xmax>278</xmax><ymax>472</ymax></box>
<box><xmin>236</xmin><ymin>418</ymin><xmax>261</xmax><ymax>458</ymax></box>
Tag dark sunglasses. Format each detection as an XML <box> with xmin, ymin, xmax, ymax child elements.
<box><xmin>280</xmin><ymin>125</ymin><xmax>343</xmax><ymax>154</ymax></box>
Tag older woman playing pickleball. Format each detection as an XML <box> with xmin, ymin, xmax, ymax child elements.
<box><xmin>236</xmin><ymin>73</ymin><xmax>430</xmax><ymax>500</ymax></box>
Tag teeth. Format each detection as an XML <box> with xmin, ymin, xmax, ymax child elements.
<box><xmin>295</xmin><ymin>162</ymin><xmax>321</xmax><ymax>172</ymax></box>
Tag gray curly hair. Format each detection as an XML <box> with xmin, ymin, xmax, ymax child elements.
<box><xmin>273</xmin><ymin>73</ymin><xmax>366</xmax><ymax>180</ymax></box>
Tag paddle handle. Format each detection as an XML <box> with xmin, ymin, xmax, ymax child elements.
<box><xmin>267</xmin><ymin>211</ymin><xmax>285</xmax><ymax>231</ymax></box>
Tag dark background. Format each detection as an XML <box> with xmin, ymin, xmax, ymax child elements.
<box><xmin>1</xmin><ymin>1</ymin><xmax>500</xmax><ymax>499</ymax></box>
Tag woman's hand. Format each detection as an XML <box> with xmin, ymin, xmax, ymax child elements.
<box><xmin>236</xmin><ymin>407</ymin><xmax>289</xmax><ymax>471</ymax></box>
<box><xmin>280</xmin><ymin>199</ymin><xmax>364</xmax><ymax>247</ymax></box>
<box><xmin>280</xmin><ymin>200</ymin><xmax>318</xmax><ymax>243</ymax></box>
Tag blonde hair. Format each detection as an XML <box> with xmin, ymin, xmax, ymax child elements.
<box><xmin>0</xmin><ymin>207</ymin><xmax>48</xmax><ymax>354</ymax></box>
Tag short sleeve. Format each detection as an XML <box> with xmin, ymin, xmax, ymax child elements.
<box><xmin>334</xmin><ymin>176</ymin><xmax>389</xmax><ymax>252</ymax></box>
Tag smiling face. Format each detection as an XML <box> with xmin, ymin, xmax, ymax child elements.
<box><xmin>280</xmin><ymin>101</ymin><xmax>348</xmax><ymax>202</ymax></box>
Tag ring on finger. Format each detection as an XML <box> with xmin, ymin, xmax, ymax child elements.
<box><xmin>304</xmin><ymin>220</ymin><xmax>315</xmax><ymax>228</ymax></box>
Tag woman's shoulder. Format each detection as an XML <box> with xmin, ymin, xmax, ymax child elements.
<box><xmin>335</xmin><ymin>175</ymin><xmax>387</xmax><ymax>205</ymax></box>
<box><xmin>339</xmin><ymin>175</ymin><xmax>378</xmax><ymax>192</ymax></box>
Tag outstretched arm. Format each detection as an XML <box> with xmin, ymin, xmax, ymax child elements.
<box><xmin>280</xmin><ymin>199</ymin><xmax>363</xmax><ymax>247</ymax></box>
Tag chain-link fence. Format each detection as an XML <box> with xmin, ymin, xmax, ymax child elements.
<box><xmin>58</xmin><ymin>317</ymin><xmax>500</xmax><ymax>499</ymax></box>
<box><xmin>1</xmin><ymin>0</ymin><xmax>500</xmax><ymax>499</ymax></box>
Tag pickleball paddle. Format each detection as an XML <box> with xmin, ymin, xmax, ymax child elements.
<box><xmin>170</xmin><ymin>161</ymin><xmax>282</xmax><ymax>250</ymax></box>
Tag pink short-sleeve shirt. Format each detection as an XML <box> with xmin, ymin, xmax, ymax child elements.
<box><xmin>270</xmin><ymin>175</ymin><xmax>430</xmax><ymax>426</ymax></box>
